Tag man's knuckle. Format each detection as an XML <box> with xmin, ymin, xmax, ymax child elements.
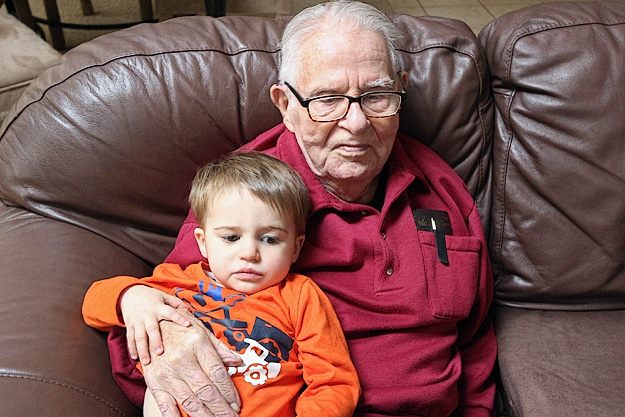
<box><xmin>186</xmin><ymin>328</ymin><xmax>207</xmax><ymax>343</ymax></box>
<box><xmin>195</xmin><ymin>384</ymin><xmax>218</xmax><ymax>400</ymax></box>
<box><xmin>150</xmin><ymin>390</ymin><xmax>178</xmax><ymax>417</ymax></box>
<box><xmin>208</xmin><ymin>365</ymin><xmax>229</xmax><ymax>382</ymax></box>
<box><xmin>180</xmin><ymin>396</ymin><xmax>204</xmax><ymax>414</ymax></box>
<box><xmin>157</xmin><ymin>400</ymin><xmax>178</xmax><ymax>416</ymax></box>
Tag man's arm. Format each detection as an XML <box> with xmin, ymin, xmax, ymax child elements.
<box><xmin>103</xmin><ymin>300</ymin><xmax>241</xmax><ymax>417</ymax></box>
<box><xmin>84</xmin><ymin>266</ymin><xmax>243</xmax><ymax>416</ymax></box>
<box><xmin>108</xmin><ymin>211</ymin><xmax>206</xmax><ymax>407</ymax></box>
<box><xmin>142</xmin><ymin>309</ymin><xmax>242</xmax><ymax>417</ymax></box>
<box><xmin>456</xmin><ymin>205</ymin><xmax>497</xmax><ymax>417</ymax></box>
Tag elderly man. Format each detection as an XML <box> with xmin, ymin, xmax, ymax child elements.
<box><xmin>108</xmin><ymin>1</ymin><xmax>497</xmax><ymax>416</ymax></box>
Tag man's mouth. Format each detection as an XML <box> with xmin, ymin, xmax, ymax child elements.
<box><xmin>337</xmin><ymin>144</ymin><xmax>368</xmax><ymax>154</ymax></box>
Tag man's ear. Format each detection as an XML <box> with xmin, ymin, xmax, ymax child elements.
<box><xmin>291</xmin><ymin>235</ymin><xmax>306</xmax><ymax>263</ymax></box>
<box><xmin>399</xmin><ymin>71</ymin><xmax>409</xmax><ymax>88</ymax></box>
<box><xmin>270</xmin><ymin>84</ymin><xmax>295</xmax><ymax>132</ymax></box>
<box><xmin>194</xmin><ymin>227</ymin><xmax>208</xmax><ymax>259</ymax></box>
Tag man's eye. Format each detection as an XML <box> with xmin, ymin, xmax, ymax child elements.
<box><xmin>313</xmin><ymin>96</ymin><xmax>343</xmax><ymax>109</ymax></box>
<box><xmin>365</xmin><ymin>94</ymin><xmax>382</xmax><ymax>103</ymax></box>
<box><xmin>222</xmin><ymin>235</ymin><xmax>240</xmax><ymax>243</ymax></box>
<box><xmin>317</xmin><ymin>97</ymin><xmax>339</xmax><ymax>105</ymax></box>
<box><xmin>261</xmin><ymin>236</ymin><xmax>279</xmax><ymax>245</ymax></box>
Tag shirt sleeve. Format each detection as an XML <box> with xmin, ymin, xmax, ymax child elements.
<box><xmin>456</xmin><ymin>205</ymin><xmax>497</xmax><ymax>417</ymax></box>
<box><xmin>82</xmin><ymin>275</ymin><xmax>143</xmax><ymax>331</ymax></box>
<box><xmin>291</xmin><ymin>277</ymin><xmax>361</xmax><ymax>417</ymax></box>
<box><xmin>82</xmin><ymin>263</ymin><xmax>199</xmax><ymax>331</ymax></box>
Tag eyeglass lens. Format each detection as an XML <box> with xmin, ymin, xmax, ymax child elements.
<box><xmin>309</xmin><ymin>93</ymin><xmax>401</xmax><ymax>122</ymax></box>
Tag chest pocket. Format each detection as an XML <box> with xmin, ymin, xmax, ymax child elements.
<box><xmin>418</xmin><ymin>231</ymin><xmax>481</xmax><ymax>320</ymax></box>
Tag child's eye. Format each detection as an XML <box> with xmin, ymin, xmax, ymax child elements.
<box><xmin>222</xmin><ymin>235</ymin><xmax>240</xmax><ymax>243</ymax></box>
<box><xmin>261</xmin><ymin>235</ymin><xmax>280</xmax><ymax>245</ymax></box>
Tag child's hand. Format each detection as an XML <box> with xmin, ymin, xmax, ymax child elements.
<box><xmin>119</xmin><ymin>285</ymin><xmax>191</xmax><ymax>365</ymax></box>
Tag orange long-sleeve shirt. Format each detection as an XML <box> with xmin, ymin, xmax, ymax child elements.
<box><xmin>83</xmin><ymin>262</ymin><xmax>360</xmax><ymax>417</ymax></box>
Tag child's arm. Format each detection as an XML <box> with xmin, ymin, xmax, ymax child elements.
<box><xmin>119</xmin><ymin>285</ymin><xmax>190</xmax><ymax>365</ymax></box>
<box><xmin>82</xmin><ymin>264</ymin><xmax>195</xmax><ymax>365</ymax></box>
<box><xmin>292</xmin><ymin>277</ymin><xmax>361</xmax><ymax>417</ymax></box>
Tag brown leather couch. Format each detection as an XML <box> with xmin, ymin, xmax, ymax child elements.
<box><xmin>479</xmin><ymin>3</ymin><xmax>625</xmax><ymax>416</ymax></box>
<box><xmin>0</xmin><ymin>2</ymin><xmax>623</xmax><ymax>416</ymax></box>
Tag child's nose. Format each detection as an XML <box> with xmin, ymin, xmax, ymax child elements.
<box><xmin>239</xmin><ymin>239</ymin><xmax>260</xmax><ymax>261</ymax></box>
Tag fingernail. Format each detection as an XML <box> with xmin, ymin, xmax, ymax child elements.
<box><xmin>230</xmin><ymin>403</ymin><xmax>240</xmax><ymax>412</ymax></box>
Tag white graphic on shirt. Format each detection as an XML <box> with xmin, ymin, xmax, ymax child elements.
<box><xmin>228</xmin><ymin>338</ymin><xmax>281</xmax><ymax>386</ymax></box>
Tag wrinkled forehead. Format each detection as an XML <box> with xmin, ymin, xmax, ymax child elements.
<box><xmin>296</xmin><ymin>27</ymin><xmax>395</xmax><ymax>92</ymax></box>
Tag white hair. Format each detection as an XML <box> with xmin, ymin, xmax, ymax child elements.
<box><xmin>278</xmin><ymin>0</ymin><xmax>403</xmax><ymax>87</ymax></box>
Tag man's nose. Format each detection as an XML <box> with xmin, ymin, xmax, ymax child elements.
<box><xmin>340</xmin><ymin>101</ymin><xmax>370</xmax><ymax>131</ymax></box>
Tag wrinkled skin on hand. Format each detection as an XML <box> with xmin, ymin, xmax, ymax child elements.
<box><xmin>142</xmin><ymin>309</ymin><xmax>243</xmax><ymax>417</ymax></box>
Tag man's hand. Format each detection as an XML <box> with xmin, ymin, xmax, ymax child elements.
<box><xmin>120</xmin><ymin>285</ymin><xmax>192</xmax><ymax>365</ymax></box>
<box><xmin>142</xmin><ymin>309</ymin><xmax>243</xmax><ymax>417</ymax></box>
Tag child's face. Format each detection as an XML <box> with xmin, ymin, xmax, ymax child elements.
<box><xmin>194</xmin><ymin>187</ymin><xmax>305</xmax><ymax>294</ymax></box>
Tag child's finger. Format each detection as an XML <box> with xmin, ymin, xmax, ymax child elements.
<box><xmin>125</xmin><ymin>326</ymin><xmax>139</xmax><ymax>361</ymax></box>
<box><xmin>163</xmin><ymin>293</ymin><xmax>189</xmax><ymax>310</ymax></box>
<box><xmin>145</xmin><ymin>319</ymin><xmax>165</xmax><ymax>357</ymax></box>
<box><xmin>164</xmin><ymin>310</ymin><xmax>191</xmax><ymax>328</ymax></box>
<box><xmin>133</xmin><ymin>326</ymin><xmax>152</xmax><ymax>365</ymax></box>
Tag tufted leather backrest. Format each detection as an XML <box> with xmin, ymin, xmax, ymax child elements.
<box><xmin>0</xmin><ymin>14</ymin><xmax>493</xmax><ymax>266</ymax></box>
<box><xmin>480</xmin><ymin>2</ymin><xmax>625</xmax><ymax>309</ymax></box>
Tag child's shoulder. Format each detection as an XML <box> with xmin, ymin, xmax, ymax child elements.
<box><xmin>282</xmin><ymin>273</ymin><xmax>325</xmax><ymax>297</ymax></box>
<box><xmin>283</xmin><ymin>272</ymin><xmax>312</xmax><ymax>286</ymax></box>
<box><xmin>154</xmin><ymin>262</ymin><xmax>204</xmax><ymax>280</ymax></box>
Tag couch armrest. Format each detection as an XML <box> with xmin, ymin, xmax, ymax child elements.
<box><xmin>0</xmin><ymin>203</ymin><xmax>151</xmax><ymax>416</ymax></box>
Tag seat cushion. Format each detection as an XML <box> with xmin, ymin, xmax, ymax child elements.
<box><xmin>495</xmin><ymin>306</ymin><xmax>625</xmax><ymax>417</ymax></box>
<box><xmin>0</xmin><ymin>13</ymin><xmax>61</xmax><ymax>122</ymax></box>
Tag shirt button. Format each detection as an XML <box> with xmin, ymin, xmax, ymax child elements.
<box><xmin>381</xmin><ymin>232</ymin><xmax>386</xmax><ymax>239</ymax></box>
<box><xmin>385</xmin><ymin>267</ymin><xmax>394</xmax><ymax>276</ymax></box>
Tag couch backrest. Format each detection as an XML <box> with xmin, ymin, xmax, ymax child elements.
<box><xmin>0</xmin><ymin>14</ymin><xmax>493</xmax><ymax>266</ymax></box>
<box><xmin>480</xmin><ymin>2</ymin><xmax>625</xmax><ymax>309</ymax></box>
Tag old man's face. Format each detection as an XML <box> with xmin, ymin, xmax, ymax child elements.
<box><xmin>273</xmin><ymin>27</ymin><xmax>405</xmax><ymax>203</ymax></box>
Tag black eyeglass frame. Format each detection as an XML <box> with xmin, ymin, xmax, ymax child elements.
<box><xmin>284</xmin><ymin>80</ymin><xmax>407</xmax><ymax>123</ymax></box>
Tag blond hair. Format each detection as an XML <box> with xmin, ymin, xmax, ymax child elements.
<box><xmin>189</xmin><ymin>152</ymin><xmax>310</xmax><ymax>236</ymax></box>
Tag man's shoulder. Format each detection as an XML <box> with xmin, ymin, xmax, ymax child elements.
<box><xmin>396</xmin><ymin>132</ymin><xmax>450</xmax><ymax>166</ymax></box>
<box><xmin>395</xmin><ymin>132</ymin><xmax>464</xmax><ymax>183</ymax></box>
<box><xmin>239</xmin><ymin>123</ymin><xmax>285</xmax><ymax>155</ymax></box>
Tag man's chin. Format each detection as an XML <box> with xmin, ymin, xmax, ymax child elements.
<box><xmin>326</xmin><ymin>166</ymin><xmax>381</xmax><ymax>186</ymax></box>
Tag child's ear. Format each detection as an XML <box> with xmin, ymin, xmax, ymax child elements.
<box><xmin>291</xmin><ymin>235</ymin><xmax>306</xmax><ymax>263</ymax></box>
<box><xmin>194</xmin><ymin>227</ymin><xmax>208</xmax><ymax>259</ymax></box>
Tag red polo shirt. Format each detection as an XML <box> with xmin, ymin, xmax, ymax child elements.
<box><xmin>112</xmin><ymin>123</ymin><xmax>496</xmax><ymax>417</ymax></box>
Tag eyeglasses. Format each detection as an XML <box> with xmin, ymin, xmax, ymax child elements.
<box><xmin>284</xmin><ymin>81</ymin><xmax>406</xmax><ymax>123</ymax></box>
